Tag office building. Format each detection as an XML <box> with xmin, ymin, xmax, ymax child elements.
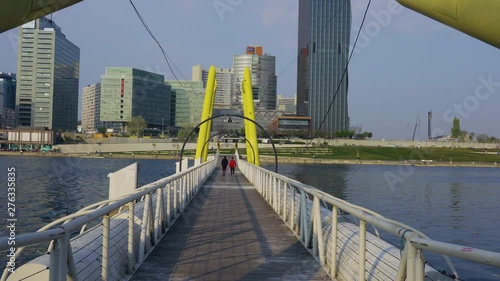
<box><xmin>16</xmin><ymin>17</ymin><xmax>80</xmax><ymax>130</ymax></box>
<box><xmin>232</xmin><ymin>46</ymin><xmax>277</xmax><ymax>110</ymax></box>
<box><xmin>81</xmin><ymin>83</ymin><xmax>101</xmax><ymax>133</ymax></box>
<box><xmin>277</xmin><ymin>94</ymin><xmax>296</xmax><ymax>114</ymax></box>
<box><xmin>297</xmin><ymin>0</ymin><xmax>351</xmax><ymax>135</ymax></box>
<box><xmin>192</xmin><ymin>65</ymin><xmax>233</xmax><ymax>109</ymax></box>
<box><xmin>165</xmin><ymin>80</ymin><xmax>204</xmax><ymax>128</ymax></box>
<box><xmin>0</xmin><ymin>73</ymin><xmax>16</xmax><ymax>128</ymax></box>
<box><xmin>100</xmin><ymin>67</ymin><xmax>172</xmax><ymax>133</ymax></box>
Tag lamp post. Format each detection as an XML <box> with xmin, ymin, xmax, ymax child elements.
<box><xmin>161</xmin><ymin>117</ymin><xmax>164</xmax><ymax>136</ymax></box>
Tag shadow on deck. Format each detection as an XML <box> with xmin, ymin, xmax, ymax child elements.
<box><xmin>130</xmin><ymin>166</ymin><xmax>331</xmax><ymax>281</ymax></box>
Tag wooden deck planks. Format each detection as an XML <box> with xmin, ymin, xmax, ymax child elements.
<box><xmin>130</xmin><ymin>167</ymin><xmax>331</xmax><ymax>281</ymax></box>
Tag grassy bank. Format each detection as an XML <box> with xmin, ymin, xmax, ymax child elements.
<box><xmin>2</xmin><ymin>146</ymin><xmax>499</xmax><ymax>165</ymax></box>
<box><xmin>257</xmin><ymin>146</ymin><xmax>500</xmax><ymax>163</ymax></box>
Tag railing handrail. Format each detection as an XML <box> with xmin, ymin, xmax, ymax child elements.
<box><xmin>237</xmin><ymin>156</ymin><xmax>500</xmax><ymax>279</ymax></box>
<box><xmin>2</xmin><ymin>155</ymin><xmax>218</xmax><ymax>281</ymax></box>
<box><xmin>0</xmin><ymin>159</ymin><xmax>215</xmax><ymax>252</ymax></box>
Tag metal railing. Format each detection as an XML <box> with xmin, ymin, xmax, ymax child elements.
<box><xmin>0</xmin><ymin>155</ymin><xmax>218</xmax><ymax>281</ymax></box>
<box><xmin>236</xmin><ymin>153</ymin><xmax>500</xmax><ymax>281</ymax></box>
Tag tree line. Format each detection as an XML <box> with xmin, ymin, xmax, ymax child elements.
<box><xmin>451</xmin><ymin>117</ymin><xmax>498</xmax><ymax>143</ymax></box>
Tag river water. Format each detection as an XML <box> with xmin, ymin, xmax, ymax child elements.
<box><xmin>262</xmin><ymin>162</ymin><xmax>500</xmax><ymax>280</ymax></box>
<box><xmin>1</xmin><ymin>156</ymin><xmax>499</xmax><ymax>280</ymax></box>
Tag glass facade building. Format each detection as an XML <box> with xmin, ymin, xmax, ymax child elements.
<box><xmin>232</xmin><ymin>47</ymin><xmax>277</xmax><ymax>111</ymax></box>
<box><xmin>16</xmin><ymin>17</ymin><xmax>80</xmax><ymax>130</ymax></box>
<box><xmin>297</xmin><ymin>0</ymin><xmax>351</xmax><ymax>136</ymax></box>
<box><xmin>165</xmin><ymin>80</ymin><xmax>204</xmax><ymax>128</ymax></box>
<box><xmin>0</xmin><ymin>73</ymin><xmax>16</xmax><ymax>128</ymax></box>
<box><xmin>81</xmin><ymin>83</ymin><xmax>101</xmax><ymax>133</ymax></box>
<box><xmin>100</xmin><ymin>67</ymin><xmax>172</xmax><ymax>133</ymax></box>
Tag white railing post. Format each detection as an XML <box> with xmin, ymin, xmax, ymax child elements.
<box><xmin>49</xmin><ymin>240</ymin><xmax>61</xmax><ymax>281</ymax></box>
<box><xmin>312</xmin><ymin>200</ymin><xmax>318</xmax><ymax>256</ymax></box>
<box><xmin>416</xmin><ymin>249</ymin><xmax>425</xmax><ymax>280</ymax></box>
<box><xmin>315</xmin><ymin>197</ymin><xmax>325</xmax><ymax>265</ymax></box>
<box><xmin>173</xmin><ymin>180</ymin><xmax>178</xmax><ymax>214</ymax></box>
<box><xmin>407</xmin><ymin>239</ymin><xmax>417</xmax><ymax>281</ymax></box>
<box><xmin>300</xmin><ymin>191</ymin><xmax>309</xmax><ymax>245</ymax></box>
<box><xmin>282</xmin><ymin>183</ymin><xmax>287</xmax><ymax>222</ymax></box>
<box><xmin>277</xmin><ymin>180</ymin><xmax>281</xmax><ymax>215</ymax></box>
<box><xmin>358</xmin><ymin>219</ymin><xmax>366</xmax><ymax>281</ymax></box>
<box><xmin>102</xmin><ymin>214</ymin><xmax>110</xmax><ymax>281</ymax></box>
<box><xmin>395</xmin><ymin>241</ymin><xmax>408</xmax><ymax>281</ymax></box>
<box><xmin>58</xmin><ymin>235</ymin><xmax>69</xmax><ymax>281</ymax></box>
<box><xmin>290</xmin><ymin>186</ymin><xmax>295</xmax><ymax>230</ymax></box>
<box><xmin>66</xmin><ymin>239</ymin><xmax>77</xmax><ymax>281</ymax></box>
<box><xmin>166</xmin><ymin>184</ymin><xmax>171</xmax><ymax>226</ymax></box>
<box><xmin>161</xmin><ymin>188</ymin><xmax>168</xmax><ymax>232</ymax></box>
<box><xmin>128</xmin><ymin>202</ymin><xmax>135</xmax><ymax>274</ymax></box>
<box><xmin>146</xmin><ymin>194</ymin><xmax>154</xmax><ymax>253</ymax></box>
<box><xmin>154</xmin><ymin>189</ymin><xmax>163</xmax><ymax>245</ymax></box>
<box><xmin>331</xmin><ymin>206</ymin><xmax>338</xmax><ymax>277</ymax></box>
<box><xmin>139</xmin><ymin>194</ymin><xmax>151</xmax><ymax>262</ymax></box>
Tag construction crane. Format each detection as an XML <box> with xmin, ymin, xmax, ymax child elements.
<box><xmin>0</xmin><ymin>0</ymin><xmax>499</xmax><ymax>48</ymax></box>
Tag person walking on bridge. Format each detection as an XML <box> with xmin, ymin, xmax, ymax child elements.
<box><xmin>221</xmin><ymin>156</ymin><xmax>228</xmax><ymax>176</ymax></box>
<box><xmin>229</xmin><ymin>157</ymin><xmax>237</xmax><ymax>175</ymax></box>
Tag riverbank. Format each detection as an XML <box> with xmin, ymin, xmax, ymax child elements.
<box><xmin>259</xmin><ymin>155</ymin><xmax>499</xmax><ymax>168</ymax></box>
<box><xmin>2</xmin><ymin>151</ymin><xmax>498</xmax><ymax>168</ymax></box>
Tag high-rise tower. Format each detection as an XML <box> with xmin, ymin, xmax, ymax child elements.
<box><xmin>297</xmin><ymin>0</ymin><xmax>351</xmax><ymax>136</ymax></box>
<box><xmin>232</xmin><ymin>46</ymin><xmax>277</xmax><ymax>111</ymax></box>
<box><xmin>16</xmin><ymin>17</ymin><xmax>80</xmax><ymax>130</ymax></box>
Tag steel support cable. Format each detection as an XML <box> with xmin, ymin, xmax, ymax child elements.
<box><xmin>129</xmin><ymin>0</ymin><xmax>197</xmax><ymax>93</ymax></box>
<box><xmin>306</xmin><ymin>0</ymin><xmax>372</xmax><ymax>147</ymax></box>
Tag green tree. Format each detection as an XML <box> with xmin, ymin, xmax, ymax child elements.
<box><xmin>128</xmin><ymin>116</ymin><xmax>147</xmax><ymax>136</ymax></box>
<box><xmin>487</xmin><ymin>136</ymin><xmax>497</xmax><ymax>143</ymax></box>
<box><xmin>469</xmin><ymin>132</ymin><xmax>475</xmax><ymax>142</ymax></box>
<box><xmin>451</xmin><ymin>117</ymin><xmax>461</xmax><ymax>139</ymax></box>
<box><xmin>177</xmin><ymin>126</ymin><xmax>197</xmax><ymax>142</ymax></box>
<box><xmin>476</xmin><ymin>133</ymin><xmax>489</xmax><ymax>143</ymax></box>
<box><xmin>367</xmin><ymin>132</ymin><xmax>373</xmax><ymax>139</ymax></box>
<box><xmin>97</xmin><ymin>127</ymin><xmax>107</xmax><ymax>134</ymax></box>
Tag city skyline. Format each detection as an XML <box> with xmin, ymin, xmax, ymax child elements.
<box><xmin>0</xmin><ymin>0</ymin><xmax>498</xmax><ymax>139</ymax></box>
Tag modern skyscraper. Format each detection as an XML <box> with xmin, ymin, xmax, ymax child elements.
<box><xmin>81</xmin><ymin>83</ymin><xmax>101</xmax><ymax>133</ymax></box>
<box><xmin>0</xmin><ymin>72</ymin><xmax>16</xmax><ymax>128</ymax></box>
<box><xmin>232</xmin><ymin>46</ymin><xmax>277</xmax><ymax>111</ymax></box>
<box><xmin>100</xmin><ymin>67</ymin><xmax>172</xmax><ymax>133</ymax></box>
<box><xmin>16</xmin><ymin>17</ymin><xmax>80</xmax><ymax>130</ymax></box>
<box><xmin>297</xmin><ymin>0</ymin><xmax>351</xmax><ymax>136</ymax></box>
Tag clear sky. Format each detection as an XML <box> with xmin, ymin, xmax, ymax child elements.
<box><xmin>0</xmin><ymin>0</ymin><xmax>498</xmax><ymax>140</ymax></box>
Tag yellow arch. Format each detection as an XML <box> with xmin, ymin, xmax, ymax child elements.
<box><xmin>242</xmin><ymin>67</ymin><xmax>260</xmax><ymax>166</ymax></box>
<box><xmin>195</xmin><ymin>66</ymin><xmax>216</xmax><ymax>162</ymax></box>
<box><xmin>398</xmin><ymin>0</ymin><xmax>500</xmax><ymax>48</ymax></box>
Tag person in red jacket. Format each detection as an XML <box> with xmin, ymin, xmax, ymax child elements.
<box><xmin>229</xmin><ymin>157</ymin><xmax>237</xmax><ymax>175</ymax></box>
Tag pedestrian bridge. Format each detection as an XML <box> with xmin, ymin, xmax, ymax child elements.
<box><xmin>2</xmin><ymin>152</ymin><xmax>500</xmax><ymax>281</ymax></box>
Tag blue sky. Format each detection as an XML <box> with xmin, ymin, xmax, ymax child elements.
<box><xmin>0</xmin><ymin>0</ymin><xmax>498</xmax><ymax>140</ymax></box>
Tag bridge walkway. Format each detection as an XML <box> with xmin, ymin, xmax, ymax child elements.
<box><xmin>130</xmin><ymin>166</ymin><xmax>331</xmax><ymax>281</ymax></box>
